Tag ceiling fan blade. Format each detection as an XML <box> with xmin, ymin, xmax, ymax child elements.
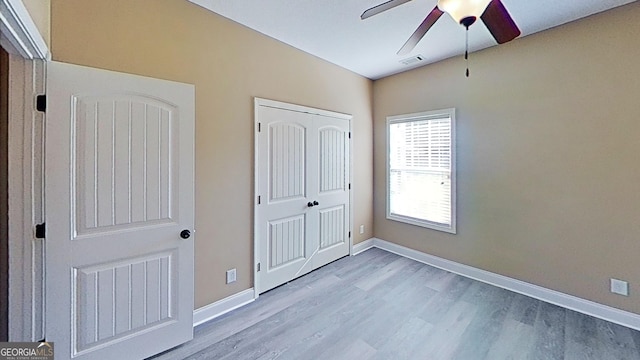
<box><xmin>397</xmin><ymin>6</ymin><xmax>443</xmax><ymax>56</ymax></box>
<box><xmin>361</xmin><ymin>0</ymin><xmax>413</xmax><ymax>20</ymax></box>
<box><xmin>480</xmin><ymin>0</ymin><xmax>521</xmax><ymax>44</ymax></box>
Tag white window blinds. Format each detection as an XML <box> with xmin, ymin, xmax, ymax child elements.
<box><xmin>387</xmin><ymin>109</ymin><xmax>456</xmax><ymax>233</ymax></box>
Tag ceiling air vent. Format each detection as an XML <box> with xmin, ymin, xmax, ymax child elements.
<box><xmin>400</xmin><ymin>55</ymin><xmax>424</xmax><ymax>66</ymax></box>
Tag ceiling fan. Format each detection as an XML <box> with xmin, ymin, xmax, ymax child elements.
<box><xmin>361</xmin><ymin>0</ymin><xmax>521</xmax><ymax>58</ymax></box>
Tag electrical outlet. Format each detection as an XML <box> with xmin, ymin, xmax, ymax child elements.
<box><xmin>226</xmin><ymin>268</ymin><xmax>237</xmax><ymax>284</ymax></box>
<box><xmin>359</xmin><ymin>225</ymin><xmax>365</xmax><ymax>234</ymax></box>
<box><xmin>610</xmin><ymin>278</ymin><xmax>629</xmax><ymax>296</ymax></box>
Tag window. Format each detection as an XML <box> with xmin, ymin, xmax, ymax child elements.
<box><xmin>387</xmin><ymin>108</ymin><xmax>456</xmax><ymax>233</ymax></box>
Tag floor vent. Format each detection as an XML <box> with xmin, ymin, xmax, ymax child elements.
<box><xmin>400</xmin><ymin>55</ymin><xmax>424</xmax><ymax>66</ymax></box>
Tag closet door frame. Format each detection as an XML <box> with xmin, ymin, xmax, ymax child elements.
<box><xmin>253</xmin><ymin>98</ymin><xmax>353</xmax><ymax>299</ymax></box>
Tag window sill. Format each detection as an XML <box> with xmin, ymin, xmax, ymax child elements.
<box><xmin>386</xmin><ymin>213</ymin><xmax>456</xmax><ymax>234</ymax></box>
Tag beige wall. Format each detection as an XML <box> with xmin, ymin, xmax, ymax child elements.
<box><xmin>46</xmin><ymin>0</ymin><xmax>638</xmax><ymax>315</ymax></box>
<box><xmin>50</xmin><ymin>0</ymin><xmax>373</xmax><ymax>308</ymax></box>
<box><xmin>22</xmin><ymin>0</ymin><xmax>50</xmax><ymax>46</ymax></box>
<box><xmin>373</xmin><ymin>2</ymin><xmax>640</xmax><ymax>314</ymax></box>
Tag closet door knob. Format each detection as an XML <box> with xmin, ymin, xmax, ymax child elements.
<box><xmin>313</xmin><ymin>201</ymin><xmax>319</xmax><ymax>206</ymax></box>
<box><xmin>307</xmin><ymin>202</ymin><xmax>314</xmax><ymax>207</ymax></box>
<box><xmin>180</xmin><ymin>230</ymin><xmax>191</xmax><ymax>239</ymax></box>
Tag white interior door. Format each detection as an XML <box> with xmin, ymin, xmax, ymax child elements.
<box><xmin>255</xmin><ymin>99</ymin><xmax>350</xmax><ymax>293</ymax></box>
<box><xmin>313</xmin><ymin>117</ymin><xmax>350</xmax><ymax>268</ymax></box>
<box><xmin>45</xmin><ymin>61</ymin><xmax>195</xmax><ymax>360</ymax></box>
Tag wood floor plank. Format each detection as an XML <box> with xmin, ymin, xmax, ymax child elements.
<box><xmin>152</xmin><ymin>249</ymin><xmax>640</xmax><ymax>360</ymax></box>
<box><xmin>152</xmin><ymin>273</ymin><xmax>343</xmax><ymax>360</ymax></box>
<box><xmin>381</xmin><ymin>265</ymin><xmax>438</xmax><ymax>312</ymax></box>
<box><xmin>371</xmin><ymin>317</ymin><xmax>434</xmax><ymax>360</ymax></box>
<box><xmin>564</xmin><ymin>311</ymin><xmax>599</xmax><ymax>360</ymax></box>
<box><xmin>452</xmin><ymin>285</ymin><xmax>515</xmax><ymax>359</ymax></box>
<box><xmin>485</xmin><ymin>318</ymin><xmax>535</xmax><ymax>360</ymax></box>
<box><xmin>332</xmin><ymin>248</ymin><xmax>399</xmax><ymax>282</ymax></box>
<box><xmin>354</xmin><ymin>256</ymin><xmax>415</xmax><ymax>291</ymax></box>
<box><xmin>529</xmin><ymin>302</ymin><xmax>567</xmax><ymax>360</ymax></box>
<box><xmin>424</xmin><ymin>267</ymin><xmax>457</xmax><ymax>292</ymax></box>
<box><xmin>334</xmin><ymin>338</ymin><xmax>377</xmax><ymax>360</ymax></box>
<box><xmin>218</xmin><ymin>273</ymin><xmax>338</xmax><ymax>325</ymax></box>
<box><xmin>364</xmin><ymin>258</ymin><xmax>426</xmax><ymax>300</ymax></box>
<box><xmin>593</xmin><ymin>318</ymin><xmax>640</xmax><ymax>360</ymax></box>
<box><xmin>508</xmin><ymin>292</ymin><xmax>541</xmax><ymax>326</ymax></box>
<box><xmin>632</xmin><ymin>329</ymin><xmax>640</xmax><ymax>354</ymax></box>
<box><xmin>216</xmin><ymin>280</ymin><xmax>367</xmax><ymax>359</ymax></box>
<box><xmin>482</xmin><ymin>293</ymin><xmax>540</xmax><ymax>359</ymax></box>
<box><xmin>269</xmin><ymin>292</ymin><xmax>384</xmax><ymax>359</ymax></box>
<box><xmin>357</xmin><ymin>299</ymin><xmax>424</xmax><ymax>350</ymax></box>
<box><xmin>418</xmin><ymin>274</ymin><xmax>474</xmax><ymax>324</ymax></box>
<box><xmin>413</xmin><ymin>299</ymin><xmax>477</xmax><ymax>359</ymax></box>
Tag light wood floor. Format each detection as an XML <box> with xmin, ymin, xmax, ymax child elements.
<box><xmin>153</xmin><ymin>248</ymin><xmax>640</xmax><ymax>360</ymax></box>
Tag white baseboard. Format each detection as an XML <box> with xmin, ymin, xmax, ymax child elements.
<box><xmin>193</xmin><ymin>288</ymin><xmax>255</xmax><ymax>327</ymax></box>
<box><xmin>193</xmin><ymin>239</ymin><xmax>640</xmax><ymax>331</ymax></box>
<box><xmin>352</xmin><ymin>238</ymin><xmax>375</xmax><ymax>255</ymax></box>
<box><xmin>370</xmin><ymin>238</ymin><xmax>640</xmax><ymax>331</ymax></box>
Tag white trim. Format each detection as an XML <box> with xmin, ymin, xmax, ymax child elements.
<box><xmin>368</xmin><ymin>238</ymin><xmax>640</xmax><ymax>331</ymax></box>
<box><xmin>0</xmin><ymin>0</ymin><xmax>49</xmax><ymax>59</ymax></box>
<box><xmin>2</xmin><ymin>0</ymin><xmax>48</xmax><ymax>342</ymax></box>
<box><xmin>7</xmin><ymin>53</ymin><xmax>27</xmax><ymax>341</ymax></box>
<box><xmin>193</xmin><ymin>289</ymin><xmax>255</xmax><ymax>327</ymax></box>
<box><xmin>386</xmin><ymin>108</ymin><xmax>457</xmax><ymax>234</ymax></box>
<box><xmin>254</xmin><ymin>98</ymin><xmax>351</xmax><ymax>120</ymax></box>
<box><xmin>7</xmin><ymin>55</ymin><xmax>45</xmax><ymax>341</ymax></box>
<box><xmin>253</xmin><ymin>98</ymin><xmax>260</xmax><ymax>300</ymax></box>
<box><xmin>348</xmin><ymin>119</ymin><xmax>353</xmax><ymax>256</ymax></box>
<box><xmin>352</xmin><ymin>238</ymin><xmax>374</xmax><ymax>255</ymax></box>
<box><xmin>253</xmin><ymin>97</ymin><xmax>353</xmax><ymax>298</ymax></box>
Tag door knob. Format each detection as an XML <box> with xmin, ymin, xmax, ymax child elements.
<box><xmin>313</xmin><ymin>201</ymin><xmax>319</xmax><ymax>206</ymax></box>
<box><xmin>180</xmin><ymin>229</ymin><xmax>191</xmax><ymax>239</ymax></box>
<box><xmin>307</xmin><ymin>202</ymin><xmax>314</xmax><ymax>207</ymax></box>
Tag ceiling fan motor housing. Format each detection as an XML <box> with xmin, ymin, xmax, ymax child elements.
<box><xmin>460</xmin><ymin>16</ymin><xmax>477</xmax><ymax>27</ymax></box>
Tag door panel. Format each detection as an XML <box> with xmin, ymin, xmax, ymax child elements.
<box><xmin>268</xmin><ymin>215</ymin><xmax>305</xmax><ymax>269</ymax></box>
<box><xmin>319</xmin><ymin>127</ymin><xmax>347</xmax><ymax>193</ymax></box>
<box><xmin>319</xmin><ymin>205</ymin><xmax>345</xmax><ymax>249</ymax></box>
<box><xmin>74</xmin><ymin>95</ymin><xmax>177</xmax><ymax>236</ymax></box>
<box><xmin>256</xmin><ymin>100</ymin><xmax>349</xmax><ymax>293</ymax></box>
<box><xmin>74</xmin><ymin>251</ymin><xmax>176</xmax><ymax>352</ymax></box>
<box><xmin>269</xmin><ymin>122</ymin><xmax>306</xmax><ymax>202</ymax></box>
<box><xmin>46</xmin><ymin>61</ymin><xmax>194</xmax><ymax>360</ymax></box>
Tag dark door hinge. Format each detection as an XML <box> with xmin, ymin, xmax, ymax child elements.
<box><xmin>348</xmin><ymin>183</ymin><xmax>351</xmax><ymax>190</ymax></box>
<box><xmin>257</xmin><ymin>263</ymin><xmax>261</xmax><ymax>272</ymax></box>
<box><xmin>258</xmin><ymin>123</ymin><xmax>261</xmax><ymax>132</ymax></box>
<box><xmin>257</xmin><ymin>195</ymin><xmax>261</xmax><ymax>205</ymax></box>
<box><xmin>348</xmin><ymin>231</ymin><xmax>351</xmax><ymax>238</ymax></box>
<box><xmin>348</xmin><ymin>132</ymin><xmax>351</xmax><ymax>139</ymax></box>
<box><xmin>35</xmin><ymin>223</ymin><xmax>46</xmax><ymax>239</ymax></box>
<box><xmin>36</xmin><ymin>95</ymin><xmax>46</xmax><ymax>112</ymax></box>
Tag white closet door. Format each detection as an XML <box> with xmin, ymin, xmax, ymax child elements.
<box><xmin>45</xmin><ymin>61</ymin><xmax>195</xmax><ymax>360</ymax></box>
<box><xmin>255</xmin><ymin>99</ymin><xmax>350</xmax><ymax>293</ymax></box>
<box><xmin>312</xmin><ymin>117</ymin><xmax>350</xmax><ymax>268</ymax></box>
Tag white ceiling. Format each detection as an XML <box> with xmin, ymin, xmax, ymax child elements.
<box><xmin>188</xmin><ymin>0</ymin><xmax>636</xmax><ymax>80</ymax></box>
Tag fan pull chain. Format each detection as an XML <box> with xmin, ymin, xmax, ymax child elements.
<box><xmin>465</xmin><ymin>25</ymin><xmax>469</xmax><ymax>77</ymax></box>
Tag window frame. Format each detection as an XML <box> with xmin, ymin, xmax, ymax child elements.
<box><xmin>386</xmin><ymin>108</ymin><xmax>457</xmax><ymax>234</ymax></box>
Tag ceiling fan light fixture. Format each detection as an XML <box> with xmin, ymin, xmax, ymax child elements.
<box><xmin>437</xmin><ymin>0</ymin><xmax>492</xmax><ymax>26</ymax></box>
